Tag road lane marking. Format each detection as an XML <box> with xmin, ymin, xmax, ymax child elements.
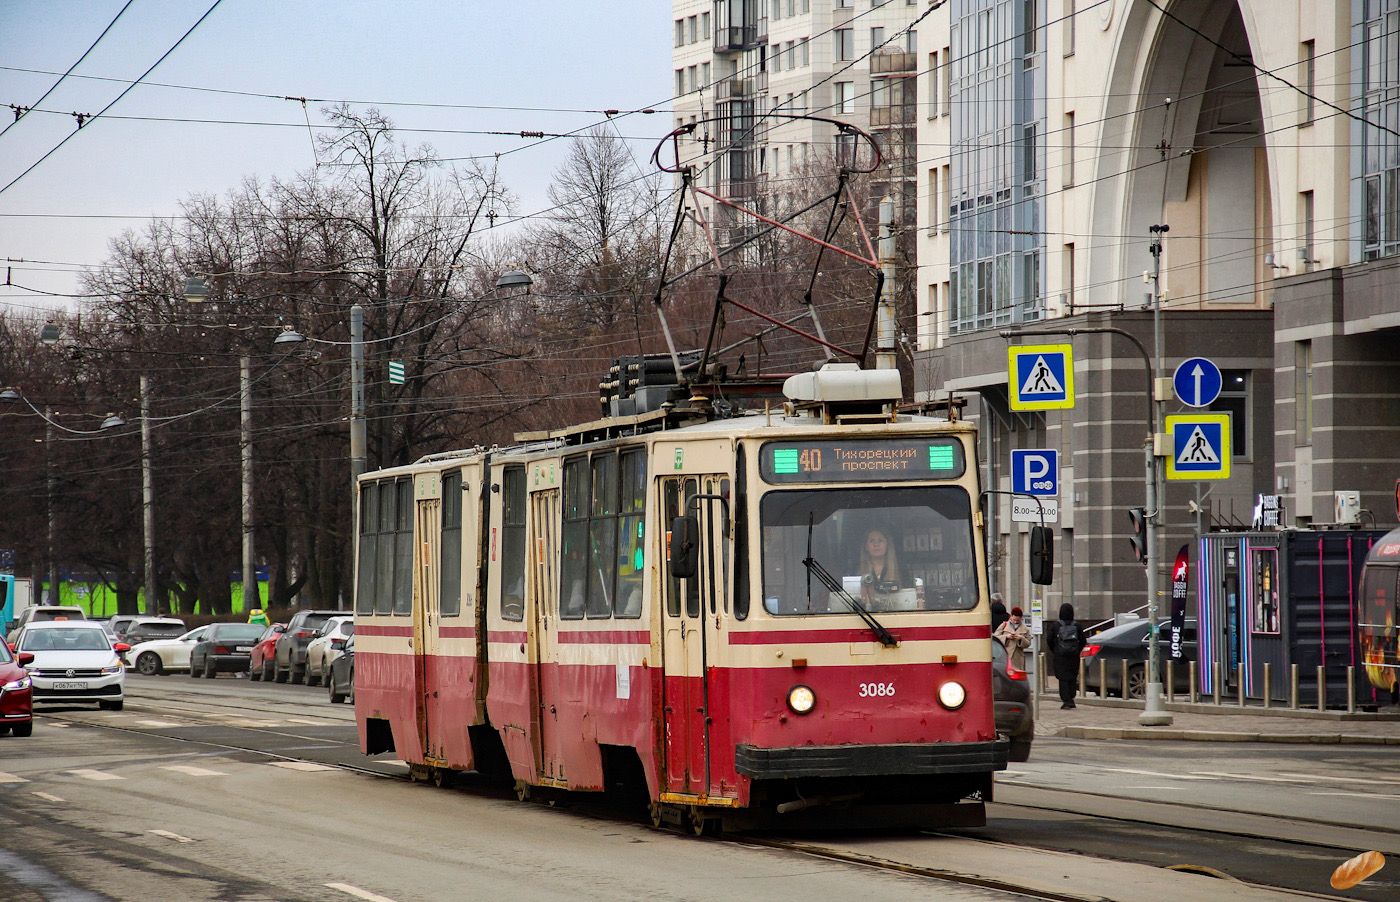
<box><xmin>1280</xmin><ymin>772</ymin><xmax>1400</xmax><ymax>787</ymax></box>
<box><xmin>326</xmin><ymin>883</ymin><xmax>399</xmax><ymax>902</ymax></box>
<box><xmin>160</xmin><ymin>765</ymin><xmax>227</xmax><ymax>777</ymax></box>
<box><xmin>1310</xmin><ymin>791</ymin><xmax>1400</xmax><ymax>800</ymax></box>
<box><xmin>1105</xmin><ymin>768</ymin><xmax>1216</xmax><ymax>781</ymax></box>
<box><xmin>284</xmin><ymin>718</ymin><xmax>323</xmax><ymax>725</ymax></box>
<box><xmin>32</xmin><ymin>791</ymin><xmax>62</xmax><ymax>802</ymax></box>
<box><xmin>0</xmin><ymin>772</ymin><xmax>29</xmax><ymax>784</ymax></box>
<box><xmin>227</xmin><ymin>720</ymin><xmax>281</xmax><ymax>727</ymax></box>
<box><xmin>1191</xmin><ymin>771</ymin><xmax>1313</xmax><ymax>784</ymax></box>
<box><xmin>149</xmin><ymin>830</ymin><xmax>196</xmax><ymax>843</ymax></box>
<box><xmin>269</xmin><ymin>761</ymin><xmax>335</xmax><ymax>772</ymax></box>
<box><xmin>68</xmin><ymin>770</ymin><xmax>123</xmax><ymax>781</ymax></box>
<box><xmin>136</xmin><ymin>720</ymin><xmax>182</xmax><ymax>728</ymax></box>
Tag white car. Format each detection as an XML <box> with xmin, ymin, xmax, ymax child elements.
<box><xmin>305</xmin><ymin>616</ymin><xmax>354</xmax><ymax>687</ymax></box>
<box><xmin>16</xmin><ymin>621</ymin><xmax>126</xmax><ymax>710</ymax></box>
<box><xmin>125</xmin><ymin>625</ymin><xmax>209</xmax><ymax>676</ymax></box>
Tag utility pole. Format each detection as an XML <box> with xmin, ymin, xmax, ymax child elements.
<box><xmin>350</xmin><ymin>303</ymin><xmax>366</xmax><ymax>487</ymax></box>
<box><xmin>1141</xmin><ymin>224</ymin><xmax>1173</xmax><ymax>726</ymax></box>
<box><xmin>141</xmin><ymin>376</ymin><xmax>157</xmax><ymax>615</ymax></box>
<box><xmin>240</xmin><ymin>355</ymin><xmax>256</xmax><ymax>613</ymax></box>
<box><xmin>45</xmin><ymin>407</ymin><xmax>57</xmax><ymax>605</ymax></box>
<box><xmin>876</xmin><ymin>195</ymin><xmax>897</xmax><ymax>370</ymax></box>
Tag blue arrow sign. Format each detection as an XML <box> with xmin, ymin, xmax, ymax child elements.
<box><xmin>1172</xmin><ymin>357</ymin><xmax>1223</xmax><ymax>408</ymax></box>
<box><xmin>1011</xmin><ymin>449</ymin><xmax>1058</xmax><ymax>496</ymax></box>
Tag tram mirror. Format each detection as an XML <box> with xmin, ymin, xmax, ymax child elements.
<box><xmin>1029</xmin><ymin>525</ymin><xmax>1054</xmax><ymax>585</ymax></box>
<box><xmin>670</xmin><ymin>515</ymin><xmax>700</xmax><ymax>579</ymax></box>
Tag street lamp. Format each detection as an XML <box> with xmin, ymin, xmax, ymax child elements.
<box><xmin>494</xmin><ymin>269</ymin><xmax>534</xmax><ymax>292</ymax></box>
<box><xmin>272</xmin><ymin>308</ymin><xmax>366</xmax><ymax>492</ymax></box>
<box><xmin>999</xmin><ymin>325</ymin><xmax>1173</xmax><ymax>727</ymax></box>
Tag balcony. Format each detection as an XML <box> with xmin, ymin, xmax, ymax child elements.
<box><xmin>870</xmin><ymin>104</ymin><xmax>916</xmax><ymax>127</ymax></box>
<box><xmin>870</xmin><ymin>49</ymin><xmax>917</xmax><ymax>76</ymax></box>
<box><xmin>714</xmin><ymin>17</ymin><xmax>766</xmax><ymax>52</ymax></box>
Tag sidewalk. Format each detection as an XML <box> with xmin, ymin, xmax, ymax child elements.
<box><xmin>1032</xmin><ymin>694</ymin><xmax>1400</xmax><ymax>745</ymax></box>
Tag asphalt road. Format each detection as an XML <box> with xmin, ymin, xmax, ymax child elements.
<box><xmin>0</xmin><ymin>673</ymin><xmax>1395</xmax><ymax>901</ymax></box>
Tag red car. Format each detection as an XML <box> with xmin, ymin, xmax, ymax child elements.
<box><xmin>0</xmin><ymin>639</ymin><xmax>34</xmax><ymax>737</ymax></box>
<box><xmin>248</xmin><ymin>623</ymin><xmax>286</xmax><ymax>682</ymax></box>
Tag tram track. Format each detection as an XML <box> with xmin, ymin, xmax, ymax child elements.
<box><xmin>52</xmin><ymin>685</ymin><xmax>1390</xmax><ymax>902</ymax></box>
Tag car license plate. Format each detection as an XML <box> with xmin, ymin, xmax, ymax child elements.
<box><xmin>235</xmin><ymin>646</ymin><xmax>252</xmax><ymax>652</ymax></box>
<box><xmin>52</xmin><ymin>681</ymin><xmax>88</xmax><ymax>690</ymax></box>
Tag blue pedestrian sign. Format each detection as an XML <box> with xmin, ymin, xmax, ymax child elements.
<box><xmin>1008</xmin><ymin>344</ymin><xmax>1074</xmax><ymax>410</ymax></box>
<box><xmin>1011</xmin><ymin>449</ymin><xmax>1059</xmax><ymax>496</ymax></box>
<box><xmin>1172</xmin><ymin>357</ymin><xmax>1223</xmax><ymax>408</ymax></box>
<box><xmin>1165</xmin><ymin>414</ymin><xmax>1231</xmax><ymax>480</ymax></box>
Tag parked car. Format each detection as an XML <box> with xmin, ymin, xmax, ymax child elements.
<box><xmin>7</xmin><ymin>605</ymin><xmax>85</xmax><ymax>642</ymax></box>
<box><xmin>15</xmin><ymin>621</ymin><xmax>127</xmax><ymax>710</ymax></box>
<box><xmin>305</xmin><ymin>616</ymin><xmax>354</xmax><ymax>687</ymax></box>
<box><xmin>106</xmin><ymin>614</ymin><xmax>141</xmax><ymax>639</ymax></box>
<box><xmin>327</xmin><ymin>635</ymin><xmax>354</xmax><ymax>704</ymax></box>
<box><xmin>248</xmin><ymin>623</ymin><xmax>286</xmax><ymax>682</ymax></box>
<box><xmin>189</xmin><ymin>623</ymin><xmax>268</xmax><ymax>678</ymax></box>
<box><xmin>124</xmin><ymin>625</ymin><xmax>210</xmax><ymax>675</ymax></box>
<box><xmin>273</xmin><ymin>610</ymin><xmax>342</xmax><ymax>684</ymax></box>
<box><xmin>1081</xmin><ymin>617</ymin><xmax>1200</xmax><ymax>699</ymax></box>
<box><xmin>120</xmin><ymin>617</ymin><xmax>188</xmax><ymax>644</ymax></box>
<box><xmin>991</xmin><ymin>636</ymin><xmax>1033</xmax><ymax>762</ymax></box>
<box><xmin>0</xmin><ymin>638</ymin><xmax>34</xmax><ymax>736</ymax></box>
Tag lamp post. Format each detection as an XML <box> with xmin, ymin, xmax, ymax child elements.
<box><xmin>273</xmin><ymin>305</ymin><xmax>365</xmax><ymax>498</ymax></box>
<box><xmin>999</xmin><ymin>325</ymin><xmax>1173</xmax><ymax>726</ymax></box>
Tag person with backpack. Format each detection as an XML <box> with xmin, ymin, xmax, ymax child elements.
<box><xmin>1048</xmin><ymin>602</ymin><xmax>1084</xmax><ymax>708</ymax></box>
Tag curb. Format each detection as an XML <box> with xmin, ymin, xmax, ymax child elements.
<box><xmin>1057</xmin><ymin>726</ymin><xmax>1400</xmax><ymax>745</ymax></box>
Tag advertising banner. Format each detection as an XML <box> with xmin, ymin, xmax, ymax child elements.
<box><xmin>1170</xmin><ymin>544</ymin><xmax>1189</xmax><ymax>661</ymax></box>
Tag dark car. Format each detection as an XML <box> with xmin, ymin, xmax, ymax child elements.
<box><xmin>248</xmin><ymin>623</ymin><xmax>286</xmax><ymax>682</ymax></box>
<box><xmin>327</xmin><ymin>635</ymin><xmax>354</xmax><ymax>704</ymax></box>
<box><xmin>0</xmin><ymin>640</ymin><xmax>34</xmax><ymax>737</ymax></box>
<box><xmin>189</xmin><ymin>623</ymin><xmax>267</xmax><ymax>678</ymax></box>
<box><xmin>121</xmin><ymin>617</ymin><xmax>188</xmax><ymax>644</ymax></box>
<box><xmin>991</xmin><ymin>637</ymin><xmax>1032</xmax><ymax>762</ymax></box>
<box><xmin>273</xmin><ymin>610</ymin><xmax>342</xmax><ymax>684</ymax></box>
<box><xmin>1081</xmin><ymin>618</ymin><xmax>1199</xmax><ymax>699</ymax></box>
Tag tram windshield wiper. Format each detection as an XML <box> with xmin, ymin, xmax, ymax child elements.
<box><xmin>801</xmin><ymin>555</ymin><xmax>898</xmax><ymax>647</ymax></box>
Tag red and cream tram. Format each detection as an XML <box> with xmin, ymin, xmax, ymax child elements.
<box><xmin>351</xmin><ymin>364</ymin><xmax>1007</xmax><ymax>831</ymax></box>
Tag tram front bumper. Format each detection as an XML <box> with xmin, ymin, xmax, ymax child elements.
<box><xmin>735</xmin><ymin>739</ymin><xmax>1008</xmax><ymax>779</ymax></box>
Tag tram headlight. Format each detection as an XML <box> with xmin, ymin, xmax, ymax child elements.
<box><xmin>937</xmin><ymin>680</ymin><xmax>966</xmax><ymax>710</ymax></box>
<box><xmin>786</xmin><ymin>684</ymin><xmax>816</xmax><ymax>715</ymax></box>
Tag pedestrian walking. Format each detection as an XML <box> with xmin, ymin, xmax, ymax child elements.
<box><xmin>994</xmin><ymin>606</ymin><xmax>1031</xmax><ymax>672</ymax></box>
<box><xmin>1047</xmin><ymin>602</ymin><xmax>1084</xmax><ymax>708</ymax></box>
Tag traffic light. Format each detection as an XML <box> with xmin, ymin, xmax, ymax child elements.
<box><xmin>1127</xmin><ymin>507</ymin><xmax>1148</xmax><ymax>563</ymax></box>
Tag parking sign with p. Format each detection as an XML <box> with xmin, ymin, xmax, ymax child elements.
<box><xmin>1011</xmin><ymin>449</ymin><xmax>1059</xmax><ymax>496</ymax></box>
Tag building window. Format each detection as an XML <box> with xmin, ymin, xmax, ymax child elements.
<box><xmin>701</xmin><ymin>11</ymin><xmax>710</xmax><ymax>38</ymax></box>
<box><xmin>1301</xmin><ymin>190</ymin><xmax>1315</xmax><ymax>271</ymax></box>
<box><xmin>871</xmin><ymin>27</ymin><xmax>885</xmax><ymax>50</ymax></box>
<box><xmin>1064</xmin><ymin>0</ymin><xmax>1075</xmax><ymax>55</ymax></box>
<box><xmin>1063</xmin><ymin>111</ymin><xmax>1074</xmax><ymax>187</ymax></box>
<box><xmin>1356</xmin><ymin>5</ymin><xmax>1400</xmax><ymax>260</ymax></box>
<box><xmin>1022</xmin><ymin>123</ymin><xmax>1037</xmax><ymax>184</ymax></box>
<box><xmin>940</xmin><ymin>165</ymin><xmax>950</xmax><ymax>231</ymax></box>
<box><xmin>941</xmin><ymin>45</ymin><xmax>950</xmax><ymax>113</ymax></box>
<box><xmin>675</xmin><ymin>19</ymin><xmax>684</xmax><ymax>47</ymax></box>
<box><xmin>927</xmin><ymin>167</ymin><xmax>938</xmax><ymax>232</ymax></box>
<box><xmin>928</xmin><ymin>51</ymin><xmax>939</xmax><ymax>117</ymax></box>
<box><xmin>1209</xmin><ymin>370</ymin><xmax>1250</xmax><ymax>459</ymax></box>
<box><xmin>687</xmin><ymin>16</ymin><xmax>697</xmax><ymax>44</ymax></box>
<box><xmin>1064</xmin><ymin>242</ymin><xmax>1075</xmax><ymax>308</ymax></box>
<box><xmin>701</xmin><ymin>62</ymin><xmax>710</xmax><ymax>88</ymax></box>
<box><xmin>798</xmin><ymin>37</ymin><xmax>809</xmax><ymax>67</ymax></box>
<box><xmin>836</xmin><ymin>28</ymin><xmax>854</xmax><ymax>61</ymax></box>
<box><xmin>1295</xmin><ymin>342</ymin><xmax>1312</xmax><ymax>446</ymax></box>
<box><xmin>1301</xmin><ymin>40</ymin><xmax>1314</xmax><ymax>125</ymax></box>
<box><xmin>836</xmin><ymin>81</ymin><xmax>855</xmax><ymax>114</ymax></box>
<box><xmin>1023</xmin><ymin>0</ymin><xmax>1038</xmax><ymax>58</ymax></box>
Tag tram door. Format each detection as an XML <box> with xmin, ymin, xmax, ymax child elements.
<box><xmin>413</xmin><ymin>474</ymin><xmax>444</xmax><ymax>762</ymax></box>
<box><xmin>661</xmin><ymin>475</ymin><xmax>727</xmax><ymax>795</ymax></box>
<box><xmin>528</xmin><ymin>487</ymin><xmax>560</xmax><ymax>780</ymax></box>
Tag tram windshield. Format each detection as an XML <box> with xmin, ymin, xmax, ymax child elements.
<box><xmin>760</xmin><ymin>486</ymin><xmax>978</xmax><ymax>615</ymax></box>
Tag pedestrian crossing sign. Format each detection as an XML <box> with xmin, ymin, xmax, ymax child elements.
<box><xmin>1008</xmin><ymin>344</ymin><xmax>1074</xmax><ymax>410</ymax></box>
<box><xmin>1165</xmin><ymin>414</ymin><xmax>1231</xmax><ymax>480</ymax></box>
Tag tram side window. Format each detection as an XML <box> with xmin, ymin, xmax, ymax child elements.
<box><xmin>374</xmin><ymin>480</ymin><xmax>396</xmax><ymax>616</ymax></box>
<box><xmin>588</xmin><ymin>453</ymin><xmax>619</xmax><ymax>618</ymax></box>
<box><xmin>392</xmin><ymin>478</ymin><xmax>414</xmax><ymax>615</ymax></box>
<box><xmin>684</xmin><ymin>477</ymin><xmax>700</xmax><ymax>617</ymax></box>
<box><xmin>664</xmin><ymin>480</ymin><xmax>681</xmax><ymax>617</ymax></box>
<box><xmin>356</xmin><ymin>483</ymin><xmax>379</xmax><ymax>615</ymax></box>
<box><xmin>615</xmin><ymin>450</ymin><xmax>646</xmax><ymax>619</ymax></box>
<box><xmin>733</xmin><ymin>448</ymin><xmax>750</xmax><ymax>620</ymax></box>
<box><xmin>500</xmin><ymin>468</ymin><xmax>526</xmax><ymax>622</ymax></box>
<box><xmin>440</xmin><ymin>470</ymin><xmax>463</xmax><ymax>617</ymax></box>
<box><xmin>560</xmin><ymin>457</ymin><xmax>589</xmax><ymax>620</ymax></box>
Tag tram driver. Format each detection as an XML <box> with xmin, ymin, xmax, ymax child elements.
<box><xmin>854</xmin><ymin>527</ymin><xmax>921</xmax><ymax>612</ymax></box>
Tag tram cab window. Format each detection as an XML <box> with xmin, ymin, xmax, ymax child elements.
<box><xmin>664</xmin><ymin>481</ymin><xmax>682</xmax><ymax>617</ymax></box>
<box><xmin>500</xmin><ymin>467</ymin><xmax>527</xmax><ymax>622</ymax></box>
<box><xmin>560</xmin><ymin>457</ymin><xmax>590</xmax><ymax>620</ymax></box>
<box><xmin>759</xmin><ymin>486</ymin><xmax>977</xmax><ymax>615</ymax></box>
<box><xmin>374</xmin><ymin>480</ymin><xmax>399</xmax><ymax>616</ymax></box>
<box><xmin>356</xmin><ymin>482</ymin><xmax>379</xmax><ymax>615</ymax></box>
<box><xmin>588</xmin><ymin>453</ymin><xmax>619</xmax><ymax>618</ymax></box>
<box><xmin>392</xmin><ymin>478</ymin><xmax>414</xmax><ymax>615</ymax></box>
<box><xmin>615</xmin><ymin>450</ymin><xmax>646</xmax><ymax>619</ymax></box>
<box><xmin>440</xmin><ymin>469</ymin><xmax>463</xmax><ymax>617</ymax></box>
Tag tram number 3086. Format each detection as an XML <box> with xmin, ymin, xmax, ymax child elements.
<box><xmin>858</xmin><ymin>682</ymin><xmax>896</xmax><ymax>697</ymax></box>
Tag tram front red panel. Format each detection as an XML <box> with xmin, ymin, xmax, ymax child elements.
<box><xmin>355</xmin><ymin>643</ymin><xmax>421</xmax><ymax>762</ymax></box>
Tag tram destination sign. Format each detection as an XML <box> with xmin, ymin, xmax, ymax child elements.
<box><xmin>761</xmin><ymin>438</ymin><xmax>965</xmax><ymax>483</ymax></box>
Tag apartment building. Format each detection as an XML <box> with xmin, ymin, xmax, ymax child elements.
<box><xmin>914</xmin><ymin>1</ymin><xmax>1400</xmax><ymax>621</ymax></box>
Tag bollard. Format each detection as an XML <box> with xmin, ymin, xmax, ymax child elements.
<box><xmin>1189</xmin><ymin>661</ymin><xmax>1198</xmax><ymax>704</ymax></box>
<box><xmin>1036</xmin><ymin>652</ymin><xmax>1045</xmax><ymax>698</ymax></box>
<box><xmin>1317</xmin><ymin>665</ymin><xmax>1326</xmax><ymax>712</ymax></box>
<box><xmin>1120</xmin><ymin>659</ymin><xmax>1129</xmax><ymax>700</ymax></box>
<box><xmin>1290</xmin><ymin>664</ymin><xmax>1299</xmax><ymax>709</ymax></box>
<box><xmin>1347</xmin><ymin>666</ymin><xmax>1356</xmax><ymax>714</ymax></box>
<box><xmin>1077</xmin><ymin>658</ymin><xmax>1086</xmax><ymax>700</ymax></box>
<box><xmin>1213</xmin><ymin>662</ymin><xmax>1221</xmax><ymax>705</ymax></box>
<box><xmin>1263</xmin><ymin>663</ymin><xmax>1272</xmax><ymax>709</ymax></box>
<box><xmin>1237</xmin><ymin>664</ymin><xmax>1246</xmax><ymax>707</ymax></box>
<box><xmin>1098</xmin><ymin>659</ymin><xmax>1106</xmax><ymax>699</ymax></box>
<box><xmin>1166</xmin><ymin>661</ymin><xmax>1175</xmax><ymax>703</ymax></box>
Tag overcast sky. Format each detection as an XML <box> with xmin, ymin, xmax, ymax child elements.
<box><xmin>0</xmin><ymin>0</ymin><xmax>671</xmax><ymax>314</ymax></box>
